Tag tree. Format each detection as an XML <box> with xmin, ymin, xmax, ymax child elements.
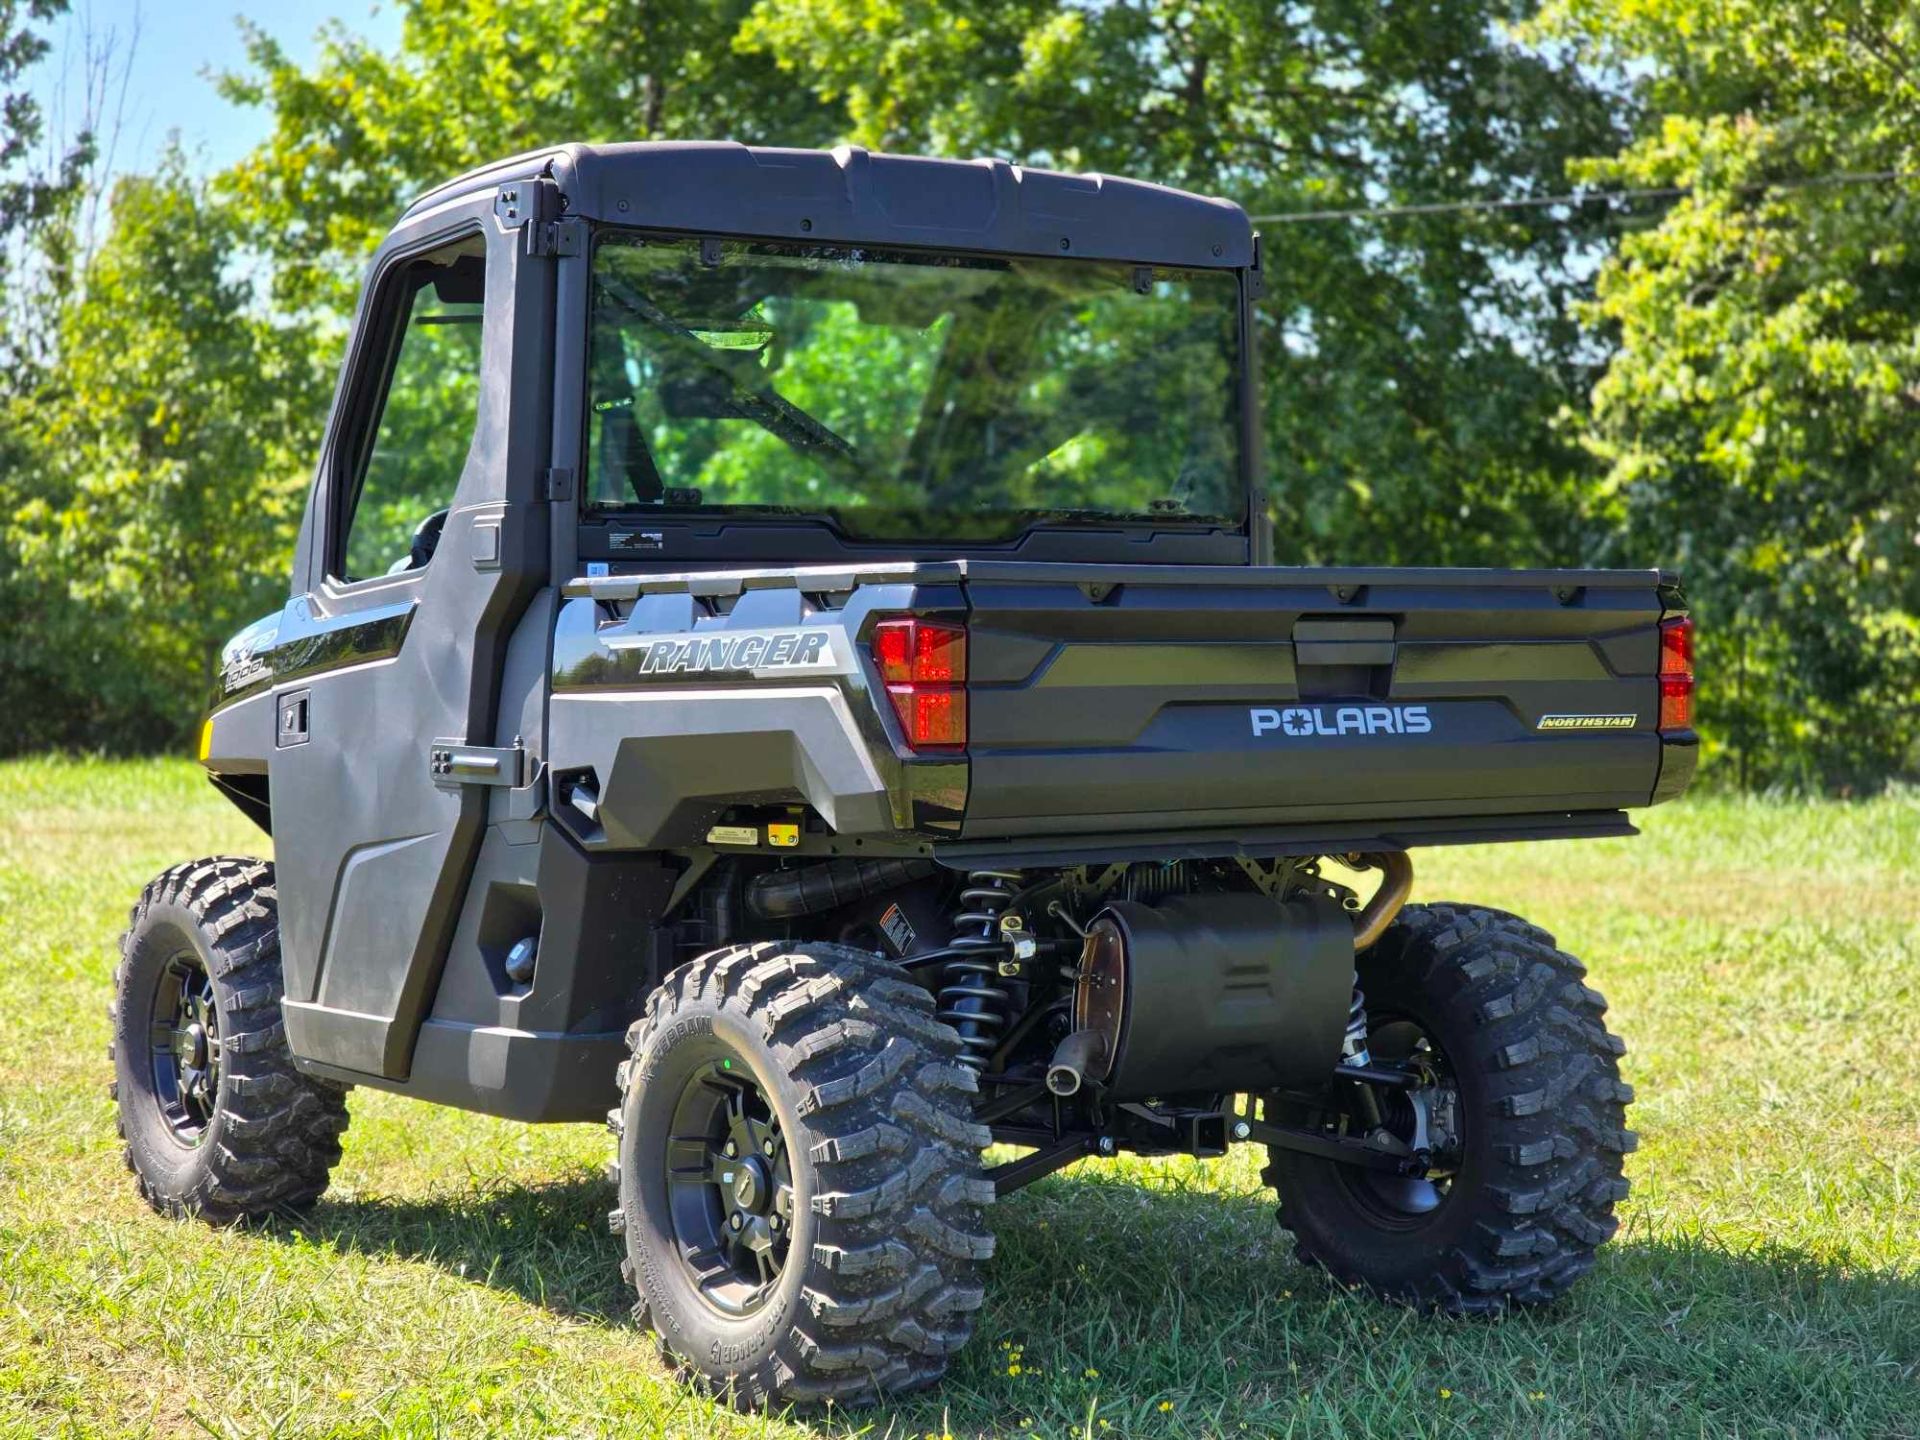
<box><xmin>3</xmin><ymin>151</ymin><xmax>323</xmax><ymax>750</ymax></box>
<box><xmin>0</xmin><ymin>0</ymin><xmax>80</xmax><ymax>266</ymax></box>
<box><xmin>0</xmin><ymin>0</ymin><xmax>99</xmax><ymax>750</ymax></box>
<box><xmin>1543</xmin><ymin>0</ymin><xmax>1920</xmax><ymax>788</ymax></box>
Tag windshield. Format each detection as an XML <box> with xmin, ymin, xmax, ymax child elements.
<box><xmin>584</xmin><ymin>236</ymin><xmax>1244</xmax><ymax>541</ymax></box>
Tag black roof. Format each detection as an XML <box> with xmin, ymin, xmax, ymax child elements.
<box><xmin>403</xmin><ymin>142</ymin><xmax>1252</xmax><ymax>270</ymax></box>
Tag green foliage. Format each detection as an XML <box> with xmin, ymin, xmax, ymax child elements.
<box><xmin>2</xmin><ymin>151</ymin><xmax>323</xmax><ymax>750</ymax></box>
<box><xmin>0</xmin><ymin>1</ymin><xmax>78</xmax><ymax>257</ymax></box>
<box><xmin>1541</xmin><ymin>1</ymin><xmax>1920</xmax><ymax>789</ymax></box>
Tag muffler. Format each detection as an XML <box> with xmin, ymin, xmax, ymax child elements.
<box><xmin>1050</xmin><ymin>892</ymin><xmax>1354</xmax><ymax>1102</ymax></box>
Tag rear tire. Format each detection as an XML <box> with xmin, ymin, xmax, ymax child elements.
<box><xmin>611</xmin><ymin>942</ymin><xmax>995</xmax><ymax>1408</ymax></box>
<box><xmin>1262</xmin><ymin>903</ymin><xmax>1636</xmax><ymax>1313</ymax></box>
<box><xmin>110</xmin><ymin>857</ymin><xmax>350</xmax><ymax>1223</ymax></box>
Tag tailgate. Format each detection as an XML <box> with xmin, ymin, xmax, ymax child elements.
<box><xmin>959</xmin><ymin>565</ymin><xmax>1676</xmax><ymax>840</ymax></box>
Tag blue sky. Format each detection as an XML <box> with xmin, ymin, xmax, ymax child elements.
<box><xmin>29</xmin><ymin>1</ymin><xmax>403</xmax><ymax>178</ymax></box>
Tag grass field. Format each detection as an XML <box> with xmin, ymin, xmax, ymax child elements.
<box><xmin>1</xmin><ymin>757</ymin><xmax>1914</xmax><ymax>1438</ymax></box>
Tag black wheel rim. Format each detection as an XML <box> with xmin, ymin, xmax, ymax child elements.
<box><xmin>150</xmin><ymin>949</ymin><xmax>221</xmax><ymax>1145</ymax></box>
<box><xmin>664</xmin><ymin>1054</ymin><xmax>794</xmax><ymax>1317</ymax></box>
<box><xmin>1342</xmin><ymin>1015</ymin><xmax>1463</xmax><ymax>1226</ymax></box>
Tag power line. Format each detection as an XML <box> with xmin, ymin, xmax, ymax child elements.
<box><xmin>1247</xmin><ymin>168</ymin><xmax>1908</xmax><ymax>224</ymax></box>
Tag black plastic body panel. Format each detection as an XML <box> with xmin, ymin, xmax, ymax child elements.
<box><xmin>299</xmin><ymin>826</ymin><xmax>677</xmax><ymax>1122</ymax></box>
<box><xmin>548</xmin><ymin>575</ymin><xmax>967</xmax><ymax>850</ymax></box>
<box><xmin>412</xmin><ymin>142</ymin><xmax>1254</xmax><ymax>273</ymax></box>
<box><xmin>577</xmin><ymin>515</ymin><xmax>1249</xmax><ymax>573</ymax></box>
<box><xmin>958</xmin><ymin>565</ymin><xmax>1668</xmax><ymax>840</ymax></box>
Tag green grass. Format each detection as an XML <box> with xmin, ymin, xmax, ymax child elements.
<box><xmin>1</xmin><ymin>757</ymin><xmax>1915</xmax><ymax>1438</ymax></box>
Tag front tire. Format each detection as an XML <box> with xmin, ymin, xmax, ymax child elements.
<box><xmin>1262</xmin><ymin>903</ymin><xmax>1636</xmax><ymax>1313</ymax></box>
<box><xmin>611</xmin><ymin>942</ymin><xmax>996</xmax><ymax>1408</ymax></box>
<box><xmin>110</xmin><ymin>857</ymin><xmax>349</xmax><ymax>1223</ymax></box>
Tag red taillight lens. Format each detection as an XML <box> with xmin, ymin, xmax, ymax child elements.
<box><xmin>871</xmin><ymin>619</ymin><xmax>967</xmax><ymax>751</ymax></box>
<box><xmin>1659</xmin><ymin>615</ymin><xmax>1694</xmax><ymax>732</ymax></box>
<box><xmin>872</xmin><ymin>618</ymin><xmax>966</xmax><ymax>684</ymax></box>
<box><xmin>888</xmin><ymin>684</ymin><xmax>966</xmax><ymax>748</ymax></box>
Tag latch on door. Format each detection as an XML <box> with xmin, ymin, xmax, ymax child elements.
<box><xmin>1292</xmin><ymin>618</ymin><xmax>1397</xmax><ymax>700</ymax></box>
<box><xmin>276</xmin><ymin>690</ymin><xmax>311</xmax><ymax>748</ymax></box>
<box><xmin>429</xmin><ymin>739</ymin><xmax>525</xmax><ymax>788</ymax></box>
<box><xmin>1292</xmin><ymin>618</ymin><xmax>1396</xmax><ymax>666</ymax></box>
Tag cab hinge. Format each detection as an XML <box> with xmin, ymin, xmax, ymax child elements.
<box><xmin>531</xmin><ymin>216</ymin><xmax>585</xmax><ymax>259</ymax></box>
<box><xmin>1248</xmin><ymin>232</ymin><xmax>1267</xmax><ymax>300</ymax></box>
<box><xmin>429</xmin><ymin>740</ymin><xmax>526</xmax><ymax>789</ymax></box>
<box><xmin>493</xmin><ymin>180</ymin><xmax>543</xmax><ymax>230</ymax></box>
<box><xmin>543</xmin><ymin>466</ymin><xmax>576</xmax><ymax>502</ymax></box>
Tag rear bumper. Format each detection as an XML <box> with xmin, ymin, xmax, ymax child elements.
<box><xmin>1652</xmin><ymin>732</ymin><xmax>1699</xmax><ymax>805</ymax></box>
<box><xmin>933</xmin><ymin>807</ymin><xmax>1637</xmax><ymax>870</ymax></box>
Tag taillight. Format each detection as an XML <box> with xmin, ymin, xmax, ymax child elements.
<box><xmin>1659</xmin><ymin>615</ymin><xmax>1694</xmax><ymax>732</ymax></box>
<box><xmin>871</xmin><ymin>618</ymin><xmax>967</xmax><ymax>752</ymax></box>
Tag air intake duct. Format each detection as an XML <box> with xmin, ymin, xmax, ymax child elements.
<box><xmin>745</xmin><ymin>858</ymin><xmax>936</xmax><ymax>920</ymax></box>
<box><xmin>1059</xmin><ymin>893</ymin><xmax>1354</xmax><ymax>1101</ymax></box>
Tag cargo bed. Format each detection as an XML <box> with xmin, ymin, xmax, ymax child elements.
<box><xmin>559</xmin><ymin>559</ymin><xmax>1696</xmax><ymax>858</ymax></box>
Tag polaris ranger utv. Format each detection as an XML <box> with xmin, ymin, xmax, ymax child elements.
<box><xmin>112</xmin><ymin>142</ymin><xmax>1693</xmax><ymax>1407</ymax></box>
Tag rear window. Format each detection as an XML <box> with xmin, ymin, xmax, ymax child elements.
<box><xmin>583</xmin><ymin>235</ymin><xmax>1244</xmax><ymax>542</ymax></box>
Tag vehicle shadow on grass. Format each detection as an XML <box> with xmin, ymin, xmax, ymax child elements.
<box><xmin>284</xmin><ymin>1171</ymin><xmax>636</xmax><ymax>1323</ymax></box>
<box><xmin>274</xmin><ymin>1163</ymin><xmax>1299</xmax><ymax>1333</ymax></box>
<box><xmin>271</xmin><ymin>1168</ymin><xmax>1920</xmax><ymax>1436</ymax></box>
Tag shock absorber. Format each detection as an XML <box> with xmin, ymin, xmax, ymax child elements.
<box><xmin>938</xmin><ymin>870</ymin><xmax>1020</xmax><ymax>1071</ymax></box>
<box><xmin>1342</xmin><ymin>976</ymin><xmax>1373</xmax><ymax>1069</ymax></box>
<box><xmin>1342</xmin><ymin>973</ymin><xmax>1384</xmax><ymax>1128</ymax></box>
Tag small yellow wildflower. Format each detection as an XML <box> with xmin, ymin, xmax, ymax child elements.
<box><xmin>1084</xmin><ymin>1367</ymin><xmax>1100</xmax><ymax>1379</ymax></box>
<box><xmin>335</xmin><ymin>1390</ymin><xmax>355</xmax><ymax>1403</ymax></box>
<box><xmin>1019</xmin><ymin>1421</ymin><xmax>1032</xmax><ymax>1430</ymax></box>
<box><xmin>1529</xmin><ymin>1391</ymin><xmax>1547</xmax><ymax>1402</ymax></box>
<box><xmin>1438</xmin><ymin>1388</ymin><xmax>1454</xmax><ymax>1400</ymax></box>
<box><xmin>1008</xmin><ymin>1363</ymin><xmax>1022</xmax><ymax>1376</ymax></box>
<box><xmin>1159</xmin><ymin>1400</ymin><xmax>1174</xmax><ymax>1412</ymax></box>
<box><xmin>465</xmin><ymin>1399</ymin><xmax>484</xmax><ymax>1415</ymax></box>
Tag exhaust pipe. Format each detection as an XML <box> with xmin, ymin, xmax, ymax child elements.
<box><xmin>1350</xmin><ymin>852</ymin><xmax>1414</xmax><ymax>951</ymax></box>
<box><xmin>1045</xmin><ymin>1029</ymin><xmax>1107</xmax><ymax>1097</ymax></box>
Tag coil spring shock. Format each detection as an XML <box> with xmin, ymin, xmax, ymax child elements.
<box><xmin>1342</xmin><ymin>975</ymin><xmax>1373</xmax><ymax>1068</ymax></box>
<box><xmin>1341</xmin><ymin>974</ymin><xmax>1386</xmax><ymax>1129</ymax></box>
<box><xmin>938</xmin><ymin>870</ymin><xmax>1020</xmax><ymax>1071</ymax></box>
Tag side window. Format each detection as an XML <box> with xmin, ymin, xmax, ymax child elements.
<box><xmin>334</xmin><ymin>236</ymin><xmax>487</xmax><ymax>583</ymax></box>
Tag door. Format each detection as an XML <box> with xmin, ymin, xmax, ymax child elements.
<box><xmin>269</xmin><ymin>196</ymin><xmax>551</xmax><ymax>1080</ymax></box>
